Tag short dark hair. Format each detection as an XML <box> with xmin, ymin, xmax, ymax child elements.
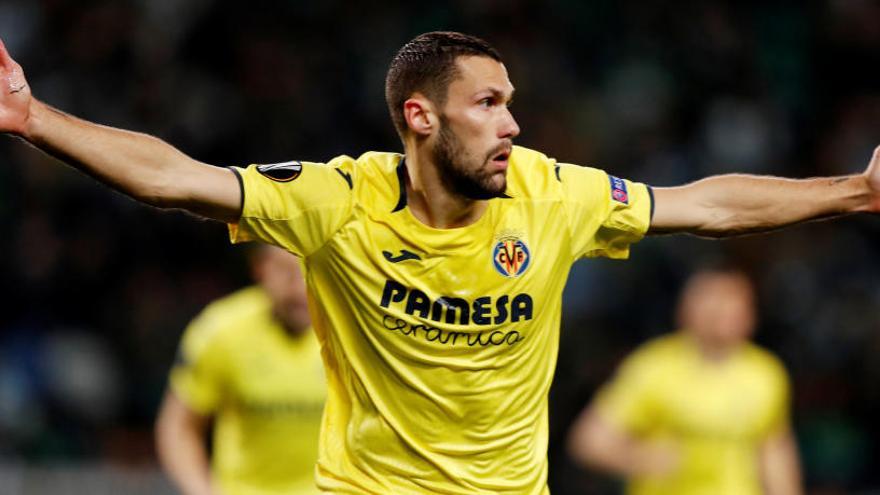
<box><xmin>385</xmin><ymin>31</ymin><xmax>502</xmax><ymax>139</ymax></box>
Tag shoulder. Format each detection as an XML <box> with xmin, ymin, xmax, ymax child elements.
<box><xmin>336</xmin><ymin>151</ymin><xmax>404</xmax><ymax>210</ymax></box>
<box><xmin>505</xmin><ymin>145</ymin><xmax>560</xmax><ymax>199</ymax></box>
<box><xmin>236</xmin><ymin>152</ymin><xmax>395</xmax><ymax>198</ymax></box>
<box><xmin>741</xmin><ymin>343</ymin><xmax>790</xmax><ymax>382</ymax></box>
<box><xmin>506</xmin><ymin>145</ymin><xmax>612</xmax><ymax>200</ymax></box>
<box><xmin>203</xmin><ymin>285</ymin><xmax>270</xmax><ymax>319</ymax></box>
<box><xmin>612</xmin><ymin>334</ymin><xmax>683</xmax><ymax>381</ymax></box>
<box><xmin>631</xmin><ymin>334</ymin><xmax>685</xmax><ymax>363</ymax></box>
<box><xmin>184</xmin><ymin>286</ymin><xmax>272</xmax><ymax>346</ymax></box>
<box><xmin>338</xmin><ymin>151</ymin><xmax>401</xmax><ymax>182</ymax></box>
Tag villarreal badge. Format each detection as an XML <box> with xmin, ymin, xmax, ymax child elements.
<box><xmin>493</xmin><ymin>234</ymin><xmax>531</xmax><ymax>277</ymax></box>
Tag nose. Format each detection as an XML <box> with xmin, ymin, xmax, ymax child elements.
<box><xmin>499</xmin><ymin>107</ymin><xmax>520</xmax><ymax>140</ymax></box>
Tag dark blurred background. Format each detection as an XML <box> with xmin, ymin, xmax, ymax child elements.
<box><xmin>0</xmin><ymin>0</ymin><xmax>878</xmax><ymax>493</ymax></box>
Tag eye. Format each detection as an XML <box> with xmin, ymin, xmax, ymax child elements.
<box><xmin>479</xmin><ymin>97</ymin><xmax>494</xmax><ymax>108</ymax></box>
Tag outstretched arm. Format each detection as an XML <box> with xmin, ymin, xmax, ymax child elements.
<box><xmin>649</xmin><ymin>147</ymin><xmax>880</xmax><ymax>237</ymax></box>
<box><xmin>0</xmin><ymin>38</ymin><xmax>240</xmax><ymax>222</ymax></box>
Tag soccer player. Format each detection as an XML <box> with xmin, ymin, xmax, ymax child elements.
<box><xmin>567</xmin><ymin>267</ymin><xmax>802</xmax><ymax>495</ymax></box>
<box><xmin>0</xmin><ymin>31</ymin><xmax>877</xmax><ymax>494</ymax></box>
<box><xmin>155</xmin><ymin>246</ymin><xmax>326</xmax><ymax>495</ymax></box>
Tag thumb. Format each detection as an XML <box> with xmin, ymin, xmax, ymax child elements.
<box><xmin>0</xmin><ymin>38</ymin><xmax>22</xmax><ymax>74</ymax></box>
<box><xmin>0</xmin><ymin>38</ymin><xmax>11</xmax><ymax>67</ymax></box>
<box><xmin>866</xmin><ymin>146</ymin><xmax>880</xmax><ymax>177</ymax></box>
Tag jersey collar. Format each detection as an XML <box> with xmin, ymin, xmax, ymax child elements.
<box><xmin>391</xmin><ymin>156</ymin><xmax>513</xmax><ymax>214</ymax></box>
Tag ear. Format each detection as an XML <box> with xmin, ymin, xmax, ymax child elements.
<box><xmin>403</xmin><ymin>94</ymin><xmax>436</xmax><ymax>137</ymax></box>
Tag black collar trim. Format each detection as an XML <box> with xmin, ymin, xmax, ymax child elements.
<box><xmin>392</xmin><ymin>157</ymin><xmax>513</xmax><ymax>211</ymax></box>
<box><xmin>392</xmin><ymin>157</ymin><xmax>408</xmax><ymax>212</ymax></box>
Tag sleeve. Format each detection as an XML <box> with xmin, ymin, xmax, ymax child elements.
<box><xmin>593</xmin><ymin>350</ymin><xmax>659</xmax><ymax>435</ymax></box>
<box><xmin>557</xmin><ymin>163</ymin><xmax>653</xmax><ymax>260</ymax></box>
<box><xmin>227</xmin><ymin>156</ymin><xmax>355</xmax><ymax>257</ymax></box>
<box><xmin>169</xmin><ymin>310</ymin><xmax>229</xmax><ymax>415</ymax></box>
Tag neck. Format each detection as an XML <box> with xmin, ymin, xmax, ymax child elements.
<box><xmin>684</xmin><ymin>330</ymin><xmax>737</xmax><ymax>363</ymax></box>
<box><xmin>281</xmin><ymin>322</ymin><xmax>308</xmax><ymax>338</ymax></box>
<box><xmin>272</xmin><ymin>309</ymin><xmax>308</xmax><ymax>339</ymax></box>
<box><xmin>403</xmin><ymin>145</ymin><xmax>488</xmax><ymax>229</ymax></box>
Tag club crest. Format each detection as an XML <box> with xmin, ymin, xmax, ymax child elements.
<box><xmin>256</xmin><ymin>161</ymin><xmax>302</xmax><ymax>182</ymax></box>
<box><xmin>493</xmin><ymin>235</ymin><xmax>531</xmax><ymax>277</ymax></box>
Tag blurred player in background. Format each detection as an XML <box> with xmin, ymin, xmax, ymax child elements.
<box><xmin>568</xmin><ymin>267</ymin><xmax>802</xmax><ymax>495</ymax></box>
<box><xmin>155</xmin><ymin>246</ymin><xmax>325</xmax><ymax>495</ymax></box>
<box><xmin>1</xmin><ymin>30</ymin><xmax>878</xmax><ymax>494</ymax></box>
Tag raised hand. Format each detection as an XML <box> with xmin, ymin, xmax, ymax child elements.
<box><xmin>0</xmin><ymin>37</ymin><xmax>32</xmax><ymax>136</ymax></box>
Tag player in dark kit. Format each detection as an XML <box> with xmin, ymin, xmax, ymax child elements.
<box><xmin>1</xmin><ymin>32</ymin><xmax>878</xmax><ymax>494</ymax></box>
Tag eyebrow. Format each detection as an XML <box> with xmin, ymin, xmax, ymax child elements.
<box><xmin>482</xmin><ymin>87</ymin><xmax>515</xmax><ymax>102</ymax></box>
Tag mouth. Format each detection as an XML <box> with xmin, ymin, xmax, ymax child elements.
<box><xmin>489</xmin><ymin>148</ymin><xmax>511</xmax><ymax>170</ymax></box>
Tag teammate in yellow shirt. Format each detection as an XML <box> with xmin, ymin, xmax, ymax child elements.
<box><xmin>155</xmin><ymin>246</ymin><xmax>326</xmax><ymax>495</ymax></box>
<box><xmin>568</xmin><ymin>267</ymin><xmax>802</xmax><ymax>495</ymax></box>
<box><xmin>2</xmin><ymin>31</ymin><xmax>879</xmax><ymax>494</ymax></box>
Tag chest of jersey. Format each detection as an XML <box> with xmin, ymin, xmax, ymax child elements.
<box><xmin>226</xmin><ymin>330</ymin><xmax>326</xmax><ymax>417</ymax></box>
<box><xmin>309</xmin><ymin>197</ymin><xmax>572</xmax><ymax>364</ymax></box>
<box><xmin>655</xmin><ymin>358</ymin><xmax>779</xmax><ymax>439</ymax></box>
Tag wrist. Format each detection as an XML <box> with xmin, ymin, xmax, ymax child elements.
<box><xmin>849</xmin><ymin>174</ymin><xmax>875</xmax><ymax>213</ymax></box>
<box><xmin>20</xmin><ymin>98</ymin><xmax>44</xmax><ymax>141</ymax></box>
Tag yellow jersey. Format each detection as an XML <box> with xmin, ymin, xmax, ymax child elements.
<box><xmin>594</xmin><ymin>333</ymin><xmax>791</xmax><ymax>495</ymax></box>
<box><xmin>171</xmin><ymin>286</ymin><xmax>327</xmax><ymax>495</ymax></box>
<box><xmin>228</xmin><ymin>145</ymin><xmax>652</xmax><ymax>494</ymax></box>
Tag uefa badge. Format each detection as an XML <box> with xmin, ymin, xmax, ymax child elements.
<box><xmin>609</xmin><ymin>175</ymin><xmax>629</xmax><ymax>204</ymax></box>
<box><xmin>256</xmin><ymin>161</ymin><xmax>303</xmax><ymax>182</ymax></box>
<box><xmin>492</xmin><ymin>234</ymin><xmax>531</xmax><ymax>277</ymax></box>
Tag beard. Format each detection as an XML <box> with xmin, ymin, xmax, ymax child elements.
<box><xmin>273</xmin><ymin>302</ymin><xmax>311</xmax><ymax>336</ymax></box>
<box><xmin>432</xmin><ymin>117</ymin><xmax>508</xmax><ymax>200</ymax></box>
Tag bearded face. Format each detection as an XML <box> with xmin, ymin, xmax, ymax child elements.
<box><xmin>432</xmin><ymin>115</ymin><xmax>509</xmax><ymax>200</ymax></box>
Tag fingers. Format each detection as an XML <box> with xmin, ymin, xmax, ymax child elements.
<box><xmin>0</xmin><ymin>38</ymin><xmax>12</xmax><ymax>69</ymax></box>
